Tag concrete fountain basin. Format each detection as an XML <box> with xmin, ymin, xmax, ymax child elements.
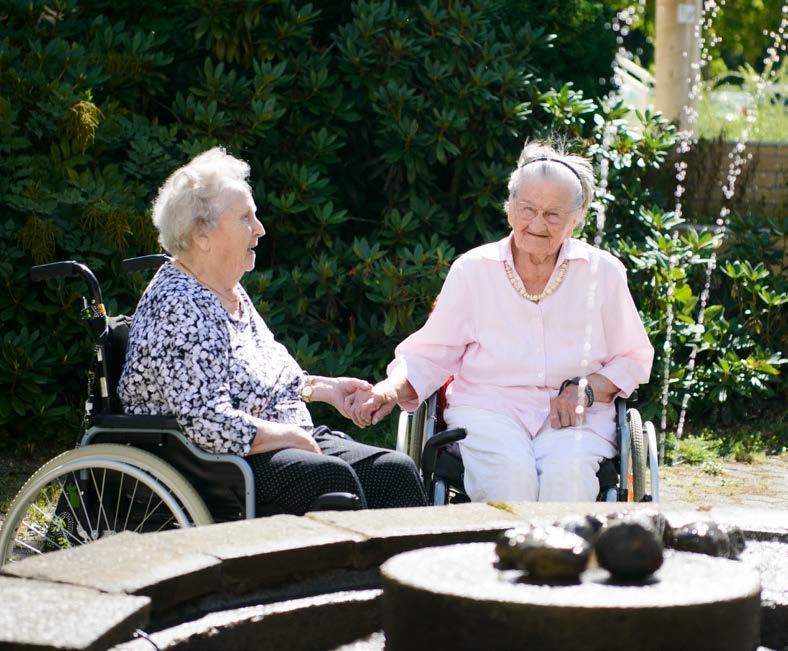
<box><xmin>381</xmin><ymin>542</ymin><xmax>762</xmax><ymax>651</ymax></box>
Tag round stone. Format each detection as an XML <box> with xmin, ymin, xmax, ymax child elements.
<box><xmin>495</xmin><ymin>526</ymin><xmax>534</xmax><ymax>569</ymax></box>
<box><xmin>499</xmin><ymin>526</ymin><xmax>590</xmax><ymax>581</ymax></box>
<box><xmin>595</xmin><ymin>520</ymin><xmax>664</xmax><ymax>579</ymax></box>
<box><xmin>381</xmin><ymin>543</ymin><xmax>761</xmax><ymax>651</ymax></box>
<box><xmin>669</xmin><ymin>521</ymin><xmax>731</xmax><ymax>558</ymax></box>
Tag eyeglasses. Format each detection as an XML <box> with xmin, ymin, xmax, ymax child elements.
<box><xmin>512</xmin><ymin>203</ymin><xmax>575</xmax><ymax>226</ymax></box>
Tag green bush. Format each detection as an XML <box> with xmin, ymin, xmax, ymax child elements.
<box><xmin>0</xmin><ymin>0</ymin><xmax>599</xmax><ymax>451</ymax></box>
<box><xmin>0</xmin><ymin>0</ymin><xmax>783</xmax><ymax>455</ymax></box>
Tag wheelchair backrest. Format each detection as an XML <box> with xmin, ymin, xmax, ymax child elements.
<box><xmin>95</xmin><ymin>254</ymin><xmax>169</xmax><ymax>416</ymax></box>
<box><xmin>97</xmin><ymin>315</ymin><xmax>133</xmax><ymax>414</ymax></box>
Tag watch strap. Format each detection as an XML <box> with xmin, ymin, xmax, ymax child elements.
<box><xmin>559</xmin><ymin>376</ymin><xmax>594</xmax><ymax>407</ymax></box>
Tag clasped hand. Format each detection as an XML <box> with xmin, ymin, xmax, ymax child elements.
<box><xmin>343</xmin><ymin>381</ymin><xmax>398</xmax><ymax>428</ymax></box>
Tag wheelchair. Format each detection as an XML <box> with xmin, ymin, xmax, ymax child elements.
<box><xmin>0</xmin><ymin>256</ymin><xmax>355</xmax><ymax>567</ymax></box>
<box><xmin>396</xmin><ymin>384</ymin><xmax>660</xmax><ymax>506</ymax></box>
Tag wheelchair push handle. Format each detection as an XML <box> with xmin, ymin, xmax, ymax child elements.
<box><xmin>31</xmin><ymin>260</ymin><xmax>82</xmax><ymax>282</ymax></box>
<box><xmin>122</xmin><ymin>254</ymin><xmax>171</xmax><ymax>274</ymax></box>
<box><xmin>31</xmin><ymin>260</ymin><xmax>103</xmax><ymax>306</ymax></box>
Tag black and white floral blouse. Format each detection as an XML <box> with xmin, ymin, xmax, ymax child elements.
<box><xmin>118</xmin><ymin>263</ymin><xmax>312</xmax><ymax>455</ymax></box>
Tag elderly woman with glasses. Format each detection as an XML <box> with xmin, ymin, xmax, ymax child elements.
<box><xmin>118</xmin><ymin>147</ymin><xmax>427</xmax><ymax>515</ymax></box>
<box><xmin>349</xmin><ymin>141</ymin><xmax>653</xmax><ymax>503</ymax></box>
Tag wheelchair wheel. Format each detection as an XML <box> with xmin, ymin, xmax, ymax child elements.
<box><xmin>0</xmin><ymin>444</ymin><xmax>212</xmax><ymax>566</ymax></box>
<box><xmin>627</xmin><ymin>409</ymin><xmax>648</xmax><ymax>501</ymax></box>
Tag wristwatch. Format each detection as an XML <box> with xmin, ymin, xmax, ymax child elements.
<box><xmin>559</xmin><ymin>376</ymin><xmax>594</xmax><ymax>408</ymax></box>
<box><xmin>301</xmin><ymin>376</ymin><xmax>314</xmax><ymax>403</ymax></box>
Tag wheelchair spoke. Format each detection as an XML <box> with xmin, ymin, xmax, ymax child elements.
<box><xmin>56</xmin><ymin>476</ymin><xmax>91</xmax><ymax>541</ymax></box>
<box><xmin>71</xmin><ymin>471</ymin><xmax>98</xmax><ymax>539</ymax></box>
<box><xmin>39</xmin><ymin>483</ymin><xmax>57</xmax><ymax>512</ymax></box>
<box><xmin>20</xmin><ymin>517</ymin><xmax>68</xmax><ymax>552</ymax></box>
<box><xmin>113</xmin><ymin>472</ymin><xmax>124</xmax><ymax>533</ymax></box>
<box><xmin>89</xmin><ymin>468</ymin><xmax>112</xmax><ymax>536</ymax></box>
<box><xmin>133</xmin><ymin>491</ymin><xmax>165</xmax><ymax>533</ymax></box>
<box><xmin>154</xmin><ymin>514</ymin><xmax>175</xmax><ymax>533</ymax></box>
<box><xmin>123</xmin><ymin>479</ymin><xmax>140</xmax><ymax>532</ymax></box>
<box><xmin>13</xmin><ymin>537</ymin><xmax>44</xmax><ymax>556</ymax></box>
<box><xmin>27</xmin><ymin>502</ymin><xmax>83</xmax><ymax>548</ymax></box>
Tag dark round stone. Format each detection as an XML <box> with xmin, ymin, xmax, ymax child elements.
<box><xmin>595</xmin><ymin>520</ymin><xmax>664</xmax><ymax>579</ymax></box>
<box><xmin>495</xmin><ymin>526</ymin><xmax>534</xmax><ymax>569</ymax></box>
<box><xmin>669</xmin><ymin>521</ymin><xmax>731</xmax><ymax>558</ymax></box>
<box><xmin>503</xmin><ymin>526</ymin><xmax>590</xmax><ymax>580</ymax></box>
<box><xmin>721</xmin><ymin>525</ymin><xmax>746</xmax><ymax>559</ymax></box>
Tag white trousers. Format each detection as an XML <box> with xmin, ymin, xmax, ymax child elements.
<box><xmin>445</xmin><ymin>405</ymin><xmax>617</xmax><ymax>503</ymax></box>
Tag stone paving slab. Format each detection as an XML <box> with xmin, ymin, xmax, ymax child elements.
<box><xmin>307</xmin><ymin>503</ymin><xmax>522</xmax><ymax>566</ymax></box>
<box><xmin>1</xmin><ymin>531</ymin><xmax>221</xmax><ymax>614</ymax></box>
<box><xmin>150</xmin><ymin>514</ymin><xmax>366</xmax><ymax>593</ymax></box>
<box><xmin>0</xmin><ymin>576</ymin><xmax>150</xmax><ymax>651</ymax></box>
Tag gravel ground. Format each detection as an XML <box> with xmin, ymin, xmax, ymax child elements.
<box><xmin>659</xmin><ymin>451</ymin><xmax>788</xmax><ymax>509</ymax></box>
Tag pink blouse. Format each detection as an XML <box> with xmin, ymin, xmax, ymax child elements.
<box><xmin>387</xmin><ymin>235</ymin><xmax>654</xmax><ymax>444</ymax></box>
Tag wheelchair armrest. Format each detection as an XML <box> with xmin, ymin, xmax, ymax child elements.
<box><xmin>92</xmin><ymin>414</ymin><xmax>181</xmax><ymax>430</ymax></box>
<box><xmin>421</xmin><ymin>427</ymin><xmax>467</xmax><ymax>478</ymax></box>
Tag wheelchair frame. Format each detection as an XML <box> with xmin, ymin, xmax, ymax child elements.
<box><xmin>1</xmin><ymin>256</ymin><xmax>262</xmax><ymax>566</ymax></box>
<box><xmin>397</xmin><ymin>390</ymin><xmax>660</xmax><ymax>505</ymax></box>
<box><xmin>81</xmin><ymin>418</ymin><xmax>256</xmax><ymax>521</ymax></box>
<box><xmin>63</xmin><ymin>254</ymin><xmax>258</xmax><ymax>521</ymax></box>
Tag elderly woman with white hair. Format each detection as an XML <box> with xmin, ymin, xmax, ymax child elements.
<box><xmin>350</xmin><ymin>141</ymin><xmax>654</xmax><ymax>503</ymax></box>
<box><xmin>118</xmin><ymin>147</ymin><xmax>427</xmax><ymax>515</ymax></box>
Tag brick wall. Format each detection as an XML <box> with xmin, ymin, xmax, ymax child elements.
<box><xmin>683</xmin><ymin>140</ymin><xmax>785</xmax><ymax>219</ymax></box>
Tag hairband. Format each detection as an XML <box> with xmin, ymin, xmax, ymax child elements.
<box><xmin>520</xmin><ymin>156</ymin><xmax>584</xmax><ymax>201</ymax></box>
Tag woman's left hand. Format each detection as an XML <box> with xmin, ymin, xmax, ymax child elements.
<box><xmin>316</xmin><ymin>376</ymin><xmax>373</xmax><ymax>421</ymax></box>
<box><xmin>549</xmin><ymin>384</ymin><xmax>585</xmax><ymax>429</ymax></box>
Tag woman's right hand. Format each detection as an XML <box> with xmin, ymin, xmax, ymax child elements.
<box><xmin>347</xmin><ymin>380</ymin><xmax>399</xmax><ymax>427</ymax></box>
<box><xmin>248</xmin><ymin>422</ymin><xmax>322</xmax><ymax>456</ymax></box>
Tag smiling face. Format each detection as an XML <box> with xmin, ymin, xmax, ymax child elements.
<box><xmin>506</xmin><ymin>177</ymin><xmax>582</xmax><ymax>260</ymax></box>
<box><xmin>198</xmin><ymin>184</ymin><xmax>265</xmax><ymax>281</ymax></box>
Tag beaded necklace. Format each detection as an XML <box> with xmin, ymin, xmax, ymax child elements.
<box><xmin>503</xmin><ymin>260</ymin><xmax>569</xmax><ymax>303</ymax></box>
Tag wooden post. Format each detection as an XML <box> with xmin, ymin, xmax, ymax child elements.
<box><xmin>655</xmin><ymin>0</ymin><xmax>702</xmax><ymax>129</ymax></box>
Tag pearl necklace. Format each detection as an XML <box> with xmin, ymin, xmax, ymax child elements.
<box><xmin>503</xmin><ymin>260</ymin><xmax>569</xmax><ymax>303</ymax></box>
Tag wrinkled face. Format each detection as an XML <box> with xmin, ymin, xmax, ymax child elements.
<box><xmin>507</xmin><ymin>177</ymin><xmax>582</xmax><ymax>259</ymax></box>
<box><xmin>200</xmin><ymin>185</ymin><xmax>264</xmax><ymax>277</ymax></box>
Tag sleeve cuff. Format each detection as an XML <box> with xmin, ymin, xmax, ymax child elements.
<box><xmin>386</xmin><ymin>357</ymin><xmax>439</xmax><ymax>412</ymax></box>
<box><xmin>595</xmin><ymin>363</ymin><xmax>639</xmax><ymax>399</ymax></box>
